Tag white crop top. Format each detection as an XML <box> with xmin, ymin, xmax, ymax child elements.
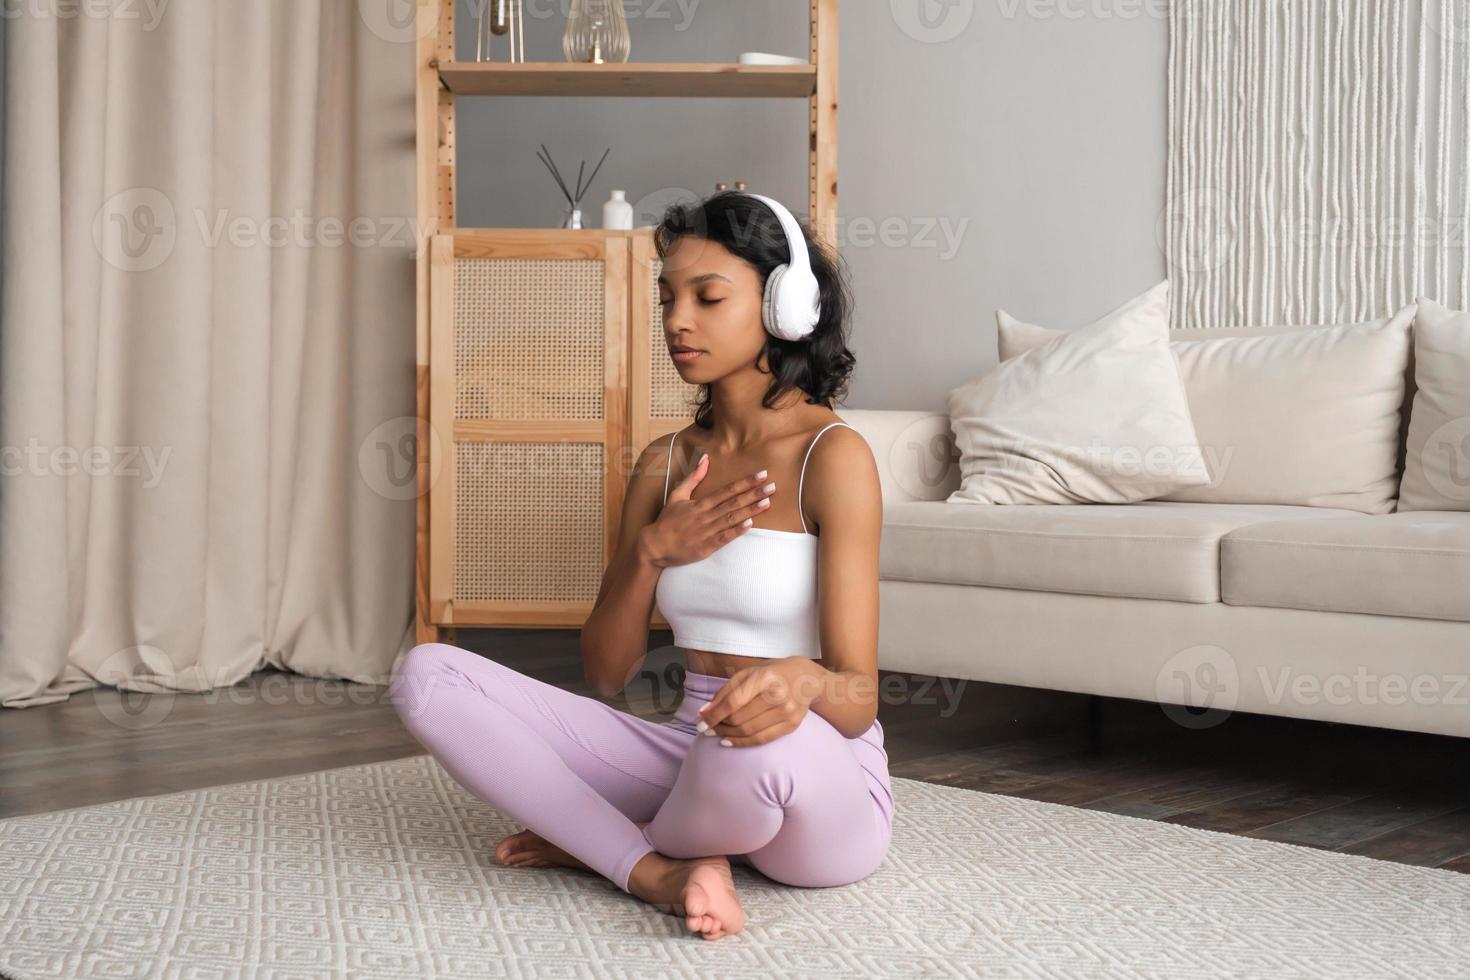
<box><xmin>653</xmin><ymin>421</ymin><xmax>854</xmax><ymax>660</ymax></box>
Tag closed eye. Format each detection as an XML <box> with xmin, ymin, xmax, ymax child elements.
<box><xmin>660</xmin><ymin>295</ymin><xmax>723</xmax><ymax>307</ymax></box>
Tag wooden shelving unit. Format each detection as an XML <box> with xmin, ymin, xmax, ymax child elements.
<box><xmin>439</xmin><ymin>62</ymin><xmax>818</xmax><ymax>98</ymax></box>
<box><xmin>414</xmin><ymin>0</ymin><xmax>839</xmax><ymax>642</ymax></box>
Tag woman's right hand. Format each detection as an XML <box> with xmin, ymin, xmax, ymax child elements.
<box><xmin>639</xmin><ymin>454</ymin><xmax>777</xmax><ymax>568</ymax></box>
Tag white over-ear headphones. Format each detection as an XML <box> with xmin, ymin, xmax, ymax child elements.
<box><xmin>739</xmin><ymin>193</ymin><xmax>822</xmax><ymax>342</ymax></box>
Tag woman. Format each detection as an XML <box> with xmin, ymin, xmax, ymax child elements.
<box><xmin>391</xmin><ymin>191</ymin><xmax>892</xmax><ymax>941</ymax></box>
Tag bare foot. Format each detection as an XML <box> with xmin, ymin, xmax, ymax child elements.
<box><xmin>496</xmin><ymin>825</ymin><xmax>745</xmax><ymax>940</ymax></box>
<box><xmin>630</xmin><ymin>853</ymin><xmax>745</xmax><ymax>940</ymax></box>
<box><xmin>493</xmin><ymin>828</ymin><xmax>592</xmax><ymax>871</ymax></box>
<box><xmin>494</xmin><ymin>821</ymin><xmax>654</xmax><ymax>874</ymax></box>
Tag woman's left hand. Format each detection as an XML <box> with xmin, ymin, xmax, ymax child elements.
<box><xmin>696</xmin><ymin>659</ymin><xmax>824</xmax><ymax>747</ymax></box>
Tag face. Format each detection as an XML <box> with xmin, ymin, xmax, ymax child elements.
<box><xmin>657</xmin><ymin>236</ymin><xmax>767</xmax><ymax>382</ymax></box>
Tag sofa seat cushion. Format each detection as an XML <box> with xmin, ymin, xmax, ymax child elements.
<box><xmin>880</xmin><ymin>501</ymin><xmax>1359</xmax><ymax>603</ymax></box>
<box><xmin>1222</xmin><ymin>512</ymin><xmax>1470</xmax><ymax>621</ymax></box>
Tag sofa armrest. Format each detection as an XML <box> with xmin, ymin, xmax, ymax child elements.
<box><xmin>837</xmin><ymin>409</ymin><xmax>960</xmax><ymax>503</ymax></box>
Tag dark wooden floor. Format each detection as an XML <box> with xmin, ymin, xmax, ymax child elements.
<box><xmin>4</xmin><ymin>628</ymin><xmax>1468</xmax><ymax>873</ymax></box>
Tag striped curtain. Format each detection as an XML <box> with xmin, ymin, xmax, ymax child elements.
<box><xmin>1165</xmin><ymin>0</ymin><xmax>1470</xmax><ymax>327</ymax></box>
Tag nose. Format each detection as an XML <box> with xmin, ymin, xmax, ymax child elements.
<box><xmin>662</xmin><ymin>293</ymin><xmax>698</xmax><ymax>332</ymax></box>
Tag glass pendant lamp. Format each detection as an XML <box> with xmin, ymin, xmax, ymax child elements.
<box><xmin>563</xmin><ymin>0</ymin><xmax>630</xmax><ymax>64</ymax></box>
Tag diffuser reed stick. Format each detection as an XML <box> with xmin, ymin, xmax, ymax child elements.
<box><xmin>536</xmin><ymin>144</ymin><xmax>611</xmax><ymax>229</ymax></box>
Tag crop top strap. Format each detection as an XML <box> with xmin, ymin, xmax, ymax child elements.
<box><xmin>662</xmin><ymin>429</ymin><xmax>679</xmax><ymax>505</ymax></box>
<box><xmin>797</xmin><ymin>421</ymin><xmax>855</xmax><ymax>534</ymax></box>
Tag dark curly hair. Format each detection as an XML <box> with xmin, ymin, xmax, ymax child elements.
<box><xmin>653</xmin><ymin>191</ymin><xmax>856</xmax><ymax>429</ymax></box>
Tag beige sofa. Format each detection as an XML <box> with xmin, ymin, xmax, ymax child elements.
<box><xmin>841</xmin><ymin>409</ymin><xmax>1470</xmax><ymax>740</ymax></box>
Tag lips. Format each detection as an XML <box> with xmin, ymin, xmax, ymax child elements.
<box><xmin>670</xmin><ymin>346</ymin><xmax>704</xmax><ymax>363</ymax></box>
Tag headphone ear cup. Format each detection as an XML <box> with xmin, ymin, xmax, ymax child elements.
<box><xmin>762</xmin><ymin>264</ymin><xmax>788</xmax><ymax>337</ymax></box>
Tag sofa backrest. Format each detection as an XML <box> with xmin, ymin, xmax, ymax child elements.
<box><xmin>839</xmin><ymin>409</ymin><xmax>960</xmax><ymax>503</ymax></box>
<box><xmin>844</xmin><ymin>316</ymin><xmax>1421</xmax><ymax>509</ymax></box>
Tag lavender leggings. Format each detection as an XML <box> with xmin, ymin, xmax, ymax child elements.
<box><xmin>390</xmin><ymin>643</ymin><xmax>895</xmax><ymax>895</ymax></box>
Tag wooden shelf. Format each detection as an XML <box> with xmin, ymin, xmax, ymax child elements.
<box><xmin>438</xmin><ymin>62</ymin><xmax>817</xmax><ymax>98</ymax></box>
<box><xmin>415</xmin><ymin>1</ymin><xmax>838</xmax><ymax>639</ymax></box>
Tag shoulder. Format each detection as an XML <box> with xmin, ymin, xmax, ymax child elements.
<box><xmin>802</xmin><ymin>419</ymin><xmax>881</xmax><ymax>532</ymax></box>
<box><xmin>632</xmin><ymin>427</ymin><xmax>684</xmax><ymax>482</ymax></box>
<box><xmin>805</xmin><ymin>419</ymin><xmax>872</xmax><ymax>469</ymax></box>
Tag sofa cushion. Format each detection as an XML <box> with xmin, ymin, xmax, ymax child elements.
<box><xmin>1399</xmin><ymin>298</ymin><xmax>1470</xmax><ymax>512</ymax></box>
<box><xmin>1222</xmin><ymin>512</ymin><xmax>1470</xmax><ymax>621</ymax></box>
<box><xmin>880</xmin><ymin>501</ymin><xmax>1359</xmax><ymax>603</ymax></box>
<box><xmin>997</xmin><ymin>308</ymin><xmax>1417</xmax><ymax>513</ymax></box>
<box><xmin>947</xmin><ymin>281</ymin><xmax>1209</xmax><ymax>506</ymax></box>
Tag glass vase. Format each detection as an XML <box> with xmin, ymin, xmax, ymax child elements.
<box><xmin>563</xmin><ymin>0</ymin><xmax>630</xmax><ymax>64</ymax></box>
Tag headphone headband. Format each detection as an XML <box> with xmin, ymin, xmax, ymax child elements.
<box><xmin>737</xmin><ymin>192</ymin><xmax>821</xmax><ymax>341</ymax></box>
<box><xmin>742</xmin><ymin>193</ymin><xmax>813</xmax><ymax>281</ymax></box>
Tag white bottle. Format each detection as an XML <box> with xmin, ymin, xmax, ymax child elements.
<box><xmin>602</xmin><ymin>189</ymin><xmax>634</xmax><ymax>230</ymax></box>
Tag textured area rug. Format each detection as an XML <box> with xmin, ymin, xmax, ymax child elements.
<box><xmin>1</xmin><ymin>754</ymin><xmax>1466</xmax><ymax>979</ymax></box>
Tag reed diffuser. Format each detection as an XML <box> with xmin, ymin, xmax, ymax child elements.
<box><xmin>536</xmin><ymin>144</ymin><xmax>611</xmax><ymax>229</ymax></box>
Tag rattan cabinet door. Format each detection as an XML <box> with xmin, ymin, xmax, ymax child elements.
<box><xmin>428</xmin><ymin>231</ymin><xmax>628</xmax><ymax>626</ymax></box>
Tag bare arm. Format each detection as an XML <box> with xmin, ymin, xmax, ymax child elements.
<box><xmin>580</xmin><ymin>435</ymin><xmax>779</xmax><ymax>698</ymax></box>
<box><xmin>798</xmin><ymin>425</ymin><xmax>884</xmax><ymax>738</ymax></box>
<box><xmin>579</xmin><ymin>438</ymin><xmax>672</xmax><ymax>698</ymax></box>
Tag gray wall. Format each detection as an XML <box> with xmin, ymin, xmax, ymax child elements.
<box><xmin>455</xmin><ymin>2</ymin><xmax>1168</xmax><ymax>409</ymax></box>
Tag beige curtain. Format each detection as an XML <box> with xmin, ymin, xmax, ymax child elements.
<box><xmin>0</xmin><ymin>2</ymin><xmax>418</xmax><ymax>707</ymax></box>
